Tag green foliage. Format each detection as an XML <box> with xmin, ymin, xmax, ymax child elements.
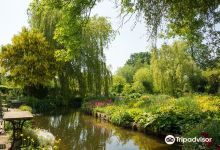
<box><xmin>202</xmin><ymin>68</ymin><xmax>220</xmax><ymax>94</ymax></box>
<box><xmin>116</xmin><ymin>65</ymin><xmax>135</xmax><ymax>83</ymax></box>
<box><xmin>111</xmin><ymin>75</ymin><xmax>126</xmax><ymax>94</ymax></box>
<box><xmin>121</xmin><ymin>83</ymin><xmax>133</xmax><ymax>95</ymax></box>
<box><xmin>0</xmin><ymin>27</ymin><xmax>56</xmax><ymax>88</ymax></box>
<box><xmin>86</xmin><ymin>94</ymin><xmax>220</xmax><ymax>135</ymax></box>
<box><xmin>124</xmin><ymin>93</ymin><xmax>141</xmax><ymax>101</ymax></box>
<box><xmin>28</xmin><ymin>1</ymin><xmax>113</xmax><ymax>98</ymax></box>
<box><xmin>111</xmin><ymin>110</ymin><xmax>133</xmax><ymax>127</ymax></box>
<box><xmin>23</xmin><ymin>96</ymin><xmax>56</xmax><ymax>113</ymax></box>
<box><xmin>19</xmin><ymin>105</ymin><xmax>33</xmax><ymax>113</ymax></box>
<box><xmin>151</xmin><ymin>41</ymin><xmax>200</xmax><ymax>96</ymax></box>
<box><xmin>29</xmin><ymin>0</ymin><xmax>61</xmax><ymax>45</ymax></box>
<box><xmin>183</xmin><ymin>119</ymin><xmax>220</xmax><ymax>150</ymax></box>
<box><xmin>116</xmin><ymin>52</ymin><xmax>151</xmax><ymax>84</ymax></box>
<box><xmin>0</xmin><ymin>85</ymin><xmax>18</xmax><ymax>95</ymax></box>
<box><xmin>132</xmin><ymin>67</ymin><xmax>153</xmax><ymax>93</ymax></box>
<box><xmin>120</xmin><ymin>0</ymin><xmax>220</xmax><ymax>73</ymax></box>
<box><xmin>120</xmin><ymin>0</ymin><xmax>220</xmax><ymax>51</ymax></box>
<box><xmin>22</xmin><ymin>129</ymin><xmax>40</xmax><ymax>148</ymax></box>
<box><xmin>126</xmin><ymin>52</ymin><xmax>151</xmax><ymax>67</ymax></box>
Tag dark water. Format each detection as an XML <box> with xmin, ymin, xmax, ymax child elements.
<box><xmin>33</xmin><ymin>109</ymin><xmax>181</xmax><ymax>150</ymax></box>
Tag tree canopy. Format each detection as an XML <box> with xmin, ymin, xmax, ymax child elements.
<box><xmin>150</xmin><ymin>41</ymin><xmax>200</xmax><ymax>96</ymax></box>
<box><xmin>0</xmin><ymin>28</ymin><xmax>56</xmax><ymax>97</ymax></box>
<box><xmin>28</xmin><ymin>0</ymin><xmax>114</xmax><ymax>98</ymax></box>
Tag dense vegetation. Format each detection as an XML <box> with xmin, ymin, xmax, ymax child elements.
<box><xmin>112</xmin><ymin>42</ymin><xmax>219</xmax><ymax>96</ymax></box>
<box><xmin>83</xmin><ymin>94</ymin><xmax>220</xmax><ymax>149</ymax></box>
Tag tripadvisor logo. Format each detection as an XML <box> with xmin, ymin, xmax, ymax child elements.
<box><xmin>165</xmin><ymin>135</ymin><xmax>175</xmax><ymax>145</ymax></box>
<box><xmin>165</xmin><ymin>135</ymin><xmax>212</xmax><ymax>145</ymax></box>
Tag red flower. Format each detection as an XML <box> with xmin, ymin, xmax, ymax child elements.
<box><xmin>216</xmin><ymin>147</ymin><xmax>220</xmax><ymax>150</ymax></box>
<box><xmin>201</xmin><ymin>132</ymin><xmax>209</xmax><ymax>138</ymax></box>
<box><xmin>205</xmin><ymin>141</ymin><xmax>214</xmax><ymax>148</ymax></box>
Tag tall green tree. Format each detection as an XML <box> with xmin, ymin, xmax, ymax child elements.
<box><xmin>111</xmin><ymin>75</ymin><xmax>126</xmax><ymax>94</ymax></box>
<box><xmin>0</xmin><ymin>27</ymin><xmax>56</xmax><ymax>97</ymax></box>
<box><xmin>151</xmin><ymin>41</ymin><xmax>200</xmax><ymax>96</ymax></box>
<box><xmin>126</xmin><ymin>52</ymin><xmax>151</xmax><ymax>66</ymax></box>
<box><xmin>28</xmin><ymin>0</ymin><xmax>114</xmax><ymax>98</ymax></box>
<box><xmin>121</xmin><ymin>0</ymin><xmax>220</xmax><ymax>67</ymax></box>
<box><xmin>116</xmin><ymin>52</ymin><xmax>151</xmax><ymax>83</ymax></box>
<box><xmin>116</xmin><ymin>65</ymin><xmax>135</xmax><ymax>83</ymax></box>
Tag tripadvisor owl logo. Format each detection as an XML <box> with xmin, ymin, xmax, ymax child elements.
<box><xmin>165</xmin><ymin>135</ymin><xmax>175</xmax><ymax>145</ymax></box>
<box><xmin>164</xmin><ymin>134</ymin><xmax>213</xmax><ymax>145</ymax></box>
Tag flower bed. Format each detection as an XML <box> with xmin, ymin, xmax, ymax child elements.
<box><xmin>82</xmin><ymin>94</ymin><xmax>220</xmax><ymax>149</ymax></box>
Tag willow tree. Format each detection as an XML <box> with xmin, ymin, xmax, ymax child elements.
<box><xmin>28</xmin><ymin>0</ymin><xmax>113</xmax><ymax>98</ymax></box>
<box><xmin>150</xmin><ymin>41</ymin><xmax>200</xmax><ymax>96</ymax></box>
<box><xmin>0</xmin><ymin>27</ymin><xmax>56</xmax><ymax>98</ymax></box>
<box><xmin>121</xmin><ymin>0</ymin><xmax>220</xmax><ymax>68</ymax></box>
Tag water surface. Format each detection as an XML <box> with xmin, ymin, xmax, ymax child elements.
<box><xmin>33</xmin><ymin>109</ymin><xmax>181</xmax><ymax>150</ymax></box>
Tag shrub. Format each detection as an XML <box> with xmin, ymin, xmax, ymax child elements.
<box><xmin>135</xmin><ymin>112</ymin><xmax>158</xmax><ymax>129</ymax></box>
<box><xmin>19</xmin><ymin>105</ymin><xmax>32</xmax><ymax>113</ymax></box>
<box><xmin>22</xmin><ymin>128</ymin><xmax>56</xmax><ymax>149</ymax></box>
<box><xmin>23</xmin><ymin>96</ymin><xmax>56</xmax><ymax>113</ymax></box>
<box><xmin>111</xmin><ymin>110</ymin><xmax>133</xmax><ymax>127</ymax></box>
<box><xmin>86</xmin><ymin>94</ymin><xmax>220</xmax><ymax>135</ymax></box>
<box><xmin>183</xmin><ymin>119</ymin><xmax>220</xmax><ymax>150</ymax></box>
<box><xmin>127</xmin><ymin>108</ymin><xmax>144</xmax><ymax>120</ymax></box>
<box><xmin>124</xmin><ymin>93</ymin><xmax>141</xmax><ymax>101</ymax></box>
<box><xmin>22</xmin><ymin>129</ymin><xmax>40</xmax><ymax>148</ymax></box>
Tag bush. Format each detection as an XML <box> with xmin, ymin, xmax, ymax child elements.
<box><xmin>111</xmin><ymin>110</ymin><xmax>133</xmax><ymax>127</ymax></box>
<box><xmin>21</xmin><ymin>128</ymin><xmax>57</xmax><ymax>149</ymax></box>
<box><xmin>86</xmin><ymin>94</ymin><xmax>220</xmax><ymax>135</ymax></box>
<box><xmin>19</xmin><ymin>105</ymin><xmax>32</xmax><ymax>113</ymax></box>
<box><xmin>23</xmin><ymin>96</ymin><xmax>56</xmax><ymax>113</ymax></box>
<box><xmin>134</xmin><ymin>112</ymin><xmax>157</xmax><ymax>129</ymax></box>
<box><xmin>124</xmin><ymin>93</ymin><xmax>141</xmax><ymax>101</ymax></box>
<box><xmin>22</xmin><ymin>129</ymin><xmax>40</xmax><ymax>148</ymax></box>
<box><xmin>183</xmin><ymin>119</ymin><xmax>220</xmax><ymax>150</ymax></box>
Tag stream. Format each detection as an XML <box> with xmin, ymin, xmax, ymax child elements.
<box><xmin>33</xmin><ymin>108</ymin><xmax>181</xmax><ymax>150</ymax></box>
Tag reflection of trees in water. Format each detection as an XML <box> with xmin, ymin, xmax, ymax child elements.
<box><xmin>34</xmin><ymin>110</ymin><xmax>112</xmax><ymax>150</ymax></box>
<box><xmin>89</xmin><ymin>119</ymin><xmax>178</xmax><ymax>150</ymax></box>
<box><xmin>34</xmin><ymin>110</ymin><xmax>179</xmax><ymax>150</ymax></box>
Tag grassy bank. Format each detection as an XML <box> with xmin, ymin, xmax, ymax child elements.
<box><xmin>82</xmin><ymin>94</ymin><xmax>220</xmax><ymax>150</ymax></box>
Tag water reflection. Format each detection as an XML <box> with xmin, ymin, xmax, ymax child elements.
<box><xmin>33</xmin><ymin>109</ymin><xmax>181</xmax><ymax>150</ymax></box>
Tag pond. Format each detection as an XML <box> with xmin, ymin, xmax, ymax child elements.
<box><xmin>33</xmin><ymin>108</ymin><xmax>181</xmax><ymax>150</ymax></box>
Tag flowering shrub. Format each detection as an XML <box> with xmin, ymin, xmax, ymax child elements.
<box><xmin>21</xmin><ymin>128</ymin><xmax>59</xmax><ymax>149</ymax></box>
<box><xmin>83</xmin><ymin>94</ymin><xmax>220</xmax><ymax>135</ymax></box>
<box><xmin>183</xmin><ymin>119</ymin><xmax>220</xmax><ymax>150</ymax></box>
<box><xmin>36</xmin><ymin>129</ymin><xmax>55</xmax><ymax>147</ymax></box>
<box><xmin>82</xmin><ymin>98</ymin><xmax>113</xmax><ymax>111</ymax></box>
<box><xmin>94</xmin><ymin>99</ymin><xmax>112</xmax><ymax>107</ymax></box>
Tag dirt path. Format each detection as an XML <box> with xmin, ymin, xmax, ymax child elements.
<box><xmin>0</xmin><ymin>132</ymin><xmax>11</xmax><ymax>149</ymax></box>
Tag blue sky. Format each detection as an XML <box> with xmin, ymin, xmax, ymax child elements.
<box><xmin>0</xmin><ymin>0</ymin><xmax>159</xmax><ymax>73</ymax></box>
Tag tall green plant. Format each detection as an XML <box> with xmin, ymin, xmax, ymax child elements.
<box><xmin>150</xmin><ymin>41</ymin><xmax>200</xmax><ymax>96</ymax></box>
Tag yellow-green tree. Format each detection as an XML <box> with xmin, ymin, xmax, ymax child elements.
<box><xmin>111</xmin><ymin>75</ymin><xmax>126</xmax><ymax>95</ymax></box>
<box><xmin>132</xmin><ymin>67</ymin><xmax>152</xmax><ymax>93</ymax></box>
<box><xmin>0</xmin><ymin>27</ymin><xmax>56</xmax><ymax>97</ymax></box>
<box><xmin>151</xmin><ymin>41</ymin><xmax>199</xmax><ymax>96</ymax></box>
